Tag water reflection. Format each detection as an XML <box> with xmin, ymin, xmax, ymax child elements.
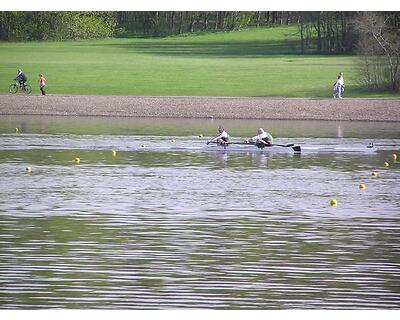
<box><xmin>337</xmin><ymin>123</ymin><xmax>343</xmax><ymax>138</ymax></box>
<box><xmin>1</xmin><ymin>115</ymin><xmax>400</xmax><ymax>138</ymax></box>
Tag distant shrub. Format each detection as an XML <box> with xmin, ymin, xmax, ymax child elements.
<box><xmin>0</xmin><ymin>12</ymin><xmax>117</xmax><ymax>41</ymax></box>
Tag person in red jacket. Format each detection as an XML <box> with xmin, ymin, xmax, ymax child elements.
<box><xmin>38</xmin><ymin>74</ymin><xmax>46</xmax><ymax>95</ymax></box>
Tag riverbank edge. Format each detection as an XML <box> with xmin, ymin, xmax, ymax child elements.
<box><xmin>1</xmin><ymin>94</ymin><xmax>400</xmax><ymax>121</ymax></box>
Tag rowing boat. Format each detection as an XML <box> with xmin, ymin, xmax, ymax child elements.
<box><xmin>140</xmin><ymin>142</ymin><xmax>377</xmax><ymax>154</ymax></box>
<box><xmin>171</xmin><ymin>144</ymin><xmax>301</xmax><ymax>153</ymax></box>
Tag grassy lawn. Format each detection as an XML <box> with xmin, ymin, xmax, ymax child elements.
<box><xmin>0</xmin><ymin>26</ymin><xmax>398</xmax><ymax>98</ymax></box>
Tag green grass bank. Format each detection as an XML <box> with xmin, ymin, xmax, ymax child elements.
<box><xmin>1</xmin><ymin>26</ymin><xmax>399</xmax><ymax>98</ymax></box>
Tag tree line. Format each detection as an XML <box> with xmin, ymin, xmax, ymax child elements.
<box><xmin>1</xmin><ymin>11</ymin><xmax>398</xmax><ymax>91</ymax></box>
<box><xmin>116</xmin><ymin>11</ymin><xmax>358</xmax><ymax>54</ymax></box>
<box><xmin>0</xmin><ymin>11</ymin><xmax>357</xmax><ymax>54</ymax></box>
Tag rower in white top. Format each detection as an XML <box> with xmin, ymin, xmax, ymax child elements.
<box><xmin>245</xmin><ymin>128</ymin><xmax>274</xmax><ymax>148</ymax></box>
<box><xmin>207</xmin><ymin>125</ymin><xmax>230</xmax><ymax>145</ymax></box>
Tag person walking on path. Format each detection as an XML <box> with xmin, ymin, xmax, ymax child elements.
<box><xmin>333</xmin><ymin>72</ymin><xmax>345</xmax><ymax>99</ymax></box>
<box><xmin>38</xmin><ymin>74</ymin><xmax>46</xmax><ymax>95</ymax></box>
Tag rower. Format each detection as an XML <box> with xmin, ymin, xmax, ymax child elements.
<box><xmin>245</xmin><ymin>128</ymin><xmax>274</xmax><ymax>148</ymax></box>
<box><xmin>207</xmin><ymin>125</ymin><xmax>230</xmax><ymax>145</ymax></box>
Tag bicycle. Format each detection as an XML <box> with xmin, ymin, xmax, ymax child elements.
<box><xmin>9</xmin><ymin>80</ymin><xmax>31</xmax><ymax>94</ymax></box>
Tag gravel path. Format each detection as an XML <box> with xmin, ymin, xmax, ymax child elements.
<box><xmin>1</xmin><ymin>94</ymin><xmax>400</xmax><ymax>121</ymax></box>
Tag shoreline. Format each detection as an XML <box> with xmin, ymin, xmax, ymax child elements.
<box><xmin>1</xmin><ymin>94</ymin><xmax>400</xmax><ymax>122</ymax></box>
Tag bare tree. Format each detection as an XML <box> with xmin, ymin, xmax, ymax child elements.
<box><xmin>355</xmin><ymin>12</ymin><xmax>400</xmax><ymax>91</ymax></box>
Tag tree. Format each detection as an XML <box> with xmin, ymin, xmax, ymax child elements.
<box><xmin>0</xmin><ymin>12</ymin><xmax>116</xmax><ymax>40</ymax></box>
<box><xmin>355</xmin><ymin>12</ymin><xmax>400</xmax><ymax>91</ymax></box>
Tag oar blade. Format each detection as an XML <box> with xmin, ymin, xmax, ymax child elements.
<box><xmin>292</xmin><ymin>145</ymin><xmax>301</xmax><ymax>153</ymax></box>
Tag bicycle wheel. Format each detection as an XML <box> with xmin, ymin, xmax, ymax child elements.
<box><xmin>23</xmin><ymin>84</ymin><xmax>31</xmax><ymax>94</ymax></box>
<box><xmin>9</xmin><ymin>83</ymin><xmax>18</xmax><ymax>94</ymax></box>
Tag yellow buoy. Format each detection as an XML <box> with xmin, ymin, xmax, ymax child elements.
<box><xmin>371</xmin><ymin>171</ymin><xmax>378</xmax><ymax>177</ymax></box>
<box><xmin>359</xmin><ymin>183</ymin><xmax>366</xmax><ymax>190</ymax></box>
<box><xmin>198</xmin><ymin>134</ymin><xmax>203</xmax><ymax>138</ymax></box>
<box><xmin>392</xmin><ymin>153</ymin><xmax>398</xmax><ymax>161</ymax></box>
<box><xmin>25</xmin><ymin>167</ymin><xmax>32</xmax><ymax>173</ymax></box>
<box><xmin>384</xmin><ymin>161</ymin><xmax>389</xmax><ymax>167</ymax></box>
<box><xmin>112</xmin><ymin>150</ymin><xmax>117</xmax><ymax>157</ymax></box>
<box><xmin>15</xmin><ymin>127</ymin><xmax>19</xmax><ymax>133</ymax></box>
<box><xmin>330</xmin><ymin>199</ymin><xmax>337</xmax><ymax>206</ymax></box>
<box><xmin>74</xmin><ymin>157</ymin><xmax>80</xmax><ymax>164</ymax></box>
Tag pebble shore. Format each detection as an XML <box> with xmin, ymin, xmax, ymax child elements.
<box><xmin>1</xmin><ymin>94</ymin><xmax>400</xmax><ymax>121</ymax></box>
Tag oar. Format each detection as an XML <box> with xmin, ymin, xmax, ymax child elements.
<box><xmin>207</xmin><ymin>140</ymin><xmax>301</xmax><ymax>153</ymax></box>
<box><xmin>249</xmin><ymin>139</ymin><xmax>295</xmax><ymax>148</ymax></box>
<box><xmin>273</xmin><ymin>143</ymin><xmax>294</xmax><ymax>147</ymax></box>
<box><xmin>255</xmin><ymin>141</ymin><xmax>300</xmax><ymax>152</ymax></box>
<box><xmin>292</xmin><ymin>145</ymin><xmax>301</xmax><ymax>153</ymax></box>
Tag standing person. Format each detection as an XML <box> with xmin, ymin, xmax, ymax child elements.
<box><xmin>245</xmin><ymin>128</ymin><xmax>274</xmax><ymax>148</ymax></box>
<box><xmin>15</xmin><ymin>69</ymin><xmax>27</xmax><ymax>88</ymax></box>
<box><xmin>38</xmin><ymin>74</ymin><xmax>46</xmax><ymax>95</ymax></box>
<box><xmin>207</xmin><ymin>125</ymin><xmax>230</xmax><ymax>145</ymax></box>
<box><xmin>333</xmin><ymin>72</ymin><xmax>345</xmax><ymax>99</ymax></box>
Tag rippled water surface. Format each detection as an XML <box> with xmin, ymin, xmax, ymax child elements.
<box><xmin>0</xmin><ymin>116</ymin><xmax>399</xmax><ymax>309</ymax></box>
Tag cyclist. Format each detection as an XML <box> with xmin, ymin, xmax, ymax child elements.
<box><xmin>15</xmin><ymin>69</ymin><xmax>28</xmax><ymax>88</ymax></box>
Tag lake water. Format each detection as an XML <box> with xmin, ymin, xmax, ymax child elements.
<box><xmin>0</xmin><ymin>116</ymin><xmax>399</xmax><ymax>309</ymax></box>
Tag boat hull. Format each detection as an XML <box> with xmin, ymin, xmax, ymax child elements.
<box><xmin>153</xmin><ymin>144</ymin><xmax>377</xmax><ymax>154</ymax></box>
<box><xmin>300</xmin><ymin>146</ymin><xmax>377</xmax><ymax>153</ymax></box>
<box><xmin>171</xmin><ymin>144</ymin><xmax>301</xmax><ymax>153</ymax></box>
